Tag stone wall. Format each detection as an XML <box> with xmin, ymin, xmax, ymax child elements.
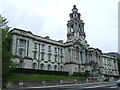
<box><xmin>4</xmin><ymin>79</ymin><xmax>93</xmax><ymax>89</ymax></box>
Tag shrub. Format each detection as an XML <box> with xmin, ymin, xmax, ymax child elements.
<box><xmin>10</xmin><ymin>68</ymin><xmax>69</xmax><ymax>76</ymax></box>
<box><xmin>73</xmin><ymin>70</ymin><xmax>90</xmax><ymax>77</ymax></box>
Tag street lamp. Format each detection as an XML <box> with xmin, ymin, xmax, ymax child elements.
<box><xmin>81</xmin><ymin>70</ymin><xmax>84</xmax><ymax>83</ymax></box>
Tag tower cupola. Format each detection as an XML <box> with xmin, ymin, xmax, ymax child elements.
<box><xmin>72</xmin><ymin>5</ymin><xmax>78</xmax><ymax>12</ymax></box>
<box><xmin>67</xmin><ymin>5</ymin><xmax>86</xmax><ymax>42</ymax></box>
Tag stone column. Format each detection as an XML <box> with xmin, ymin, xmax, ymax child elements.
<box><xmin>81</xmin><ymin>51</ymin><xmax>83</xmax><ymax>64</ymax></box>
<box><xmin>94</xmin><ymin>54</ymin><xmax>96</xmax><ymax>62</ymax></box>
<box><xmin>78</xmin><ymin>51</ymin><xmax>81</xmax><ymax>64</ymax></box>
<box><xmin>115</xmin><ymin>61</ymin><xmax>118</xmax><ymax>69</ymax></box>
<box><xmin>74</xmin><ymin>50</ymin><xmax>77</xmax><ymax>62</ymax></box>
<box><xmin>88</xmin><ymin>54</ymin><xmax>90</xmax><ymax>63</ymax></box>
<box><xmin>74</xmin><ymin>49</ymin><xmax>75</xmax><ymax>63</ymax></box>
<box><xmin>82</xmin><ymin>51</ymin><xmax>85</xmax><ymax>64</ymax></box>
<box><xmin>68</xmin><ymin>49</ymin><xmax>70</xmax><ymax>62</ymax></box>
<box><xmin>79</xmin><ymin>50</ymin><xmax>80</xmax><ymax>64</ymax></box>
<box><xmin>69</xmin><ymin>49</ymin><xmax>71</xmax><ymax>62</ymax></box>
<box><xmin>16</xmin><ymin>38</ymin><xmax>20</xmax><ymax>56</ymax></box>
<box><xmin>90</xmin><ymin>54</ymin><xmax>92</xmax><ymax>62</ymax></box>
<box><xmin>85</xmin><ymin>53</ymin><xmax>87</xmax><ymax>63</ymax></box>
<box><xmin>92</xmin><ymin>54</ymin><xmax>94</xmax><ymax>61</ymax></box>
<box><xmin>25</xmin><ymin>40</ymin><xmax>28</xmax><ymax>57</ymax></box>
<box><xmin>67</xmin><ymin>49</ymin><xmax>69</xmax><ymax>62</ymax></box>
<box><xmin>77</xmin><ymin>50</ymin><xmax>79</xmax><ymax>64</ymax></box>
<box><xmin>12</xmin><ymin>36</ymin><xmax>17</xmax><ymax>55</ymax></box>
<box><xmin>72</xmin><ymin>49</ymin><xmax>74</xmax><ymax>62</ymax></box>
<box><xmin>71</xmin><ymin>49</ymin><xmax>73</xmax><ymax>62</ymax></box>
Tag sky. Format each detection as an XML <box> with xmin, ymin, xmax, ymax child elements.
<box><xmin>0</xmin><ymin>0</ymin><xmax>119</xmax><ymax>53</ymax></box>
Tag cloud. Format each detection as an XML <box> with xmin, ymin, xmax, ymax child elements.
<box><xmin>0</xmin><ymin>0</ymin><xmax>119</xmax><ymax>53</ymax></box>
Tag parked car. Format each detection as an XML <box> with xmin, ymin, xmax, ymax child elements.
<box><xmin>116</xmin><ymin>80</ymin><xmax>120</xmax><ymax>86</ymax></box>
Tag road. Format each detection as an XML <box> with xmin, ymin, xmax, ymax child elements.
<box><xmin>4</xmin><ymin>81</ymin><xmax>120</xmax><ymax>90</ymax></box>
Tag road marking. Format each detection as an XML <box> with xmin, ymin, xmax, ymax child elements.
<box><xmin>110</xmin><ymin>86</ymin><xmax>118</xmax><ymax>88</ymax></box>
<box><xmin>82</xmin><ymin>84</ymin><xmax>116</xmax><ymax>89</ymax></box>
<box><xmin>19</xmin><ymin>82</ymin><xmax>116</xmax><ymax>89</ymax></box>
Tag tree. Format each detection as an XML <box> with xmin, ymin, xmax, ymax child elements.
<box><xmin>1</xmin><ymin>15</ymin><xmax>17</xmax><ymax>74</ymax></box>
<box><xmin>117</xmin><ymin>58</ymin><xmax>120</xmax><ymax>75</ymax></box>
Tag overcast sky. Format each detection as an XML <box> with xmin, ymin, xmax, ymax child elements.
<box><xmin>0</xmin><ymin>0</ymin><xmax>119</xmax><ymax>53</ymax></box>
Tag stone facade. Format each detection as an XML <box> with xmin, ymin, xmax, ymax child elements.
<box><xmin>10</xmin><ymin>5</ymin><xmax>119</xmax><ymax>76</ymax></box>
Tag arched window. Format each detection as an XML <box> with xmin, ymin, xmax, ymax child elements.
<box><xmin>19</xmin><ymin>60</ymin><xmax>24</xmax><ymax>68</ymax></box>
<box><xmin>41</xmin><ymin>64</ymin><xmax>44</xmax><ymax>70</ymax></box>
<box><xmin>75</xmin><ymin>67</ymin><xmax>77</xmax><ymax>72</ymax></box>
<box><xmin>48</xmin><ymin>64</ymin><xmax>51</xmax><ymax>70</ymax></box>
<box><xmin>54</xmin><ymin>65</ymin><xmax>57</xmax><ymax>71</ymax></box>
<box><xmin>32</xmin><ymin>63</ymin><xmax>37</xmax><ymax>69</ymax></box>
<box><xmin>60</xmin><ymin>66</ymin><xmax>63</xmax><ymax>71</ymax></box>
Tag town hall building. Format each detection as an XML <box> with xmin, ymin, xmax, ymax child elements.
<box><xmin>10</xmin><ymin>5</ymin><xmax>119</xmax><ymax>77</ymax></box>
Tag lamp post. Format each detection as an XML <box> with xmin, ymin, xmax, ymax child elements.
<box><xmin>89</xmin><ymin>61</ymin><xmax>96</xmax><ymax>83</ymax></box>
<box><xmin>92</xmin><ymin>69</ymin><xmax>94</xmax><ymax>83</ymax></box>
<box><xmin>81</xmin><ymin>70</ymin><xmax>84</xmax><ymax>83</ymax></box>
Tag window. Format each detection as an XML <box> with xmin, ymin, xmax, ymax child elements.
<box><xmin>32</xmin><ymin>63</ymin><xmax>37</xmax><ymax>69</ymax></box>
<box><xmin>71</xmin><ymin>25</ymin><xmax>73</xmax><ymax>32</ymax></box>
<box><xmin>33</xmin><ymin>51</ymin><xmax>37</xmax><ymax>59</ymax></box>
<box><xmin>34</xmin><ymin>43</ymin><xmax>37</xmax><ymax>49</ymax></box>
<box><xmin>48</xmin><ymin>64</ymin><xmax>51</xmax><ymax>70</ymax></box>
<box><xmin>54</xmin><ymin>55</ymin><xmax>57</xmax><ymax>62</ymax></box>
<box><xmin>60</xmin><ymin>66</ymin><xmax>63</xmax><ymax>71</ymax></box>
<box><xmin>41</xmin><ymin>52</ymin><xmax>44</xmax><ymax>60</ymax></box>
<box><xmin>54</xmin><ymin>65</ymin><xmax>57</xmax><ymax>71</ymax></box>
<box><xmin>19</xmin><ymin>49</ymin><xmax>24</xmax><ymax>57</ymax></box>
<box><xmin>75</xmin><ymin>67</ymin><xmax>77</xmax><ymax>72</ymax></box>
<box><xmin>55</xmin><ymin>47</ymin><xmax>57</xmax><ymax>53</ymax></box>
<box><xmin>61</xmin><ymin>49</ymin><xmax>63</xmax><ymax>54</ymax></box>
<box><xmin>42</xmin><ymin>44</ymin><xmax>45</xmax><ymax>50</ymax></box>
<box><xmin>19</xmin><ymin>60</ymin><xmax>24</xmax><ymax>68</ymax></box>
<box><xmin>19</xmin><ymin>39</ymin><xmax>25</xmax><ymax>46</ymax></box>
<box><xmin>48</xmin><ymin>54</ymin><xmax>51</xmax><ymax>60</ymax></box>
<box><xmin>60</xmin><ymin>56</ymin><xmax>63</xmax><ymax>63</ymax></box>
<box><xmin>48</xmin><ymin>46</ymin><xmax>51</xmax><ymax>52</ymax></box>
<box><xmin>41</xmin><ymin>64</ymin><xmax>44</xmax><ymax>70</ymax></box>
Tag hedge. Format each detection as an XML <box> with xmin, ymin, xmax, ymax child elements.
<box><xmin>73</xmin><ymin>70</ymin><xmax>90</xmax><ymax>77</ymax></box>
<box><xmin>10</xmin><ymin>68</ymin><xmax>69</xmax><ymax>76</ymax></box>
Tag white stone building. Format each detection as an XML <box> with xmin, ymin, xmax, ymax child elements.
<box><xmin>10</xmin><ymin>5</ymin><xmax>119</xmax><ymax>77</ymax></box>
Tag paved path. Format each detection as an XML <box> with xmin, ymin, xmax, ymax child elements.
<box><xmin>3</xmin><ymin>81</ymin><xmax>119</xmax><ymax>90</ymax></box>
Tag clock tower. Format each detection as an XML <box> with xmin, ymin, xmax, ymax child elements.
<box><xmin>67</xmin><ymin>5</ymin><xmax>86</xmax><ymax>42</ymax></box>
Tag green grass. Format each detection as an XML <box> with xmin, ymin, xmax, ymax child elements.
<box><xmin>4</xmin><ymin>73</ymin><xmax>81</xmax><ymax>81</ymax></box>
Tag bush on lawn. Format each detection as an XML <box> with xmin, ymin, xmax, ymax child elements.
<box><xmin>10</xmin><ymin>68</ymin><xmax>69</xmax><ymax>76</ymax></box>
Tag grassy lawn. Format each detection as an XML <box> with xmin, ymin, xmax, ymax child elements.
<box><xmin>4</xmin><ymin>73</ymin><xmax>82</xmax><ymax>81</ymax></box>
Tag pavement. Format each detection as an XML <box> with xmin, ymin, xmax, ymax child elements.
<box><xmin>3</xmin><ymin>81</ymin><xmax>119</xmax><ymax>90</ymax></box>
